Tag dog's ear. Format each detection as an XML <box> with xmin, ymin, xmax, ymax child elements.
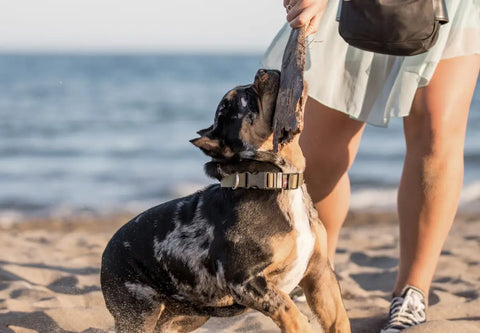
<box><xmin>190</xmin><ymin>136</ymin><xmax>222</xmax><ymax>156</ymax></box>
<box><xmin>196</xmin><ymin>125</ymin><xmax>214</xmax><ymax>136</ymax></box>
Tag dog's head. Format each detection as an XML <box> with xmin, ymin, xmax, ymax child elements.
<box><xmin>191</xmin><ymin>69</ymin><xmax>281</xmax><ymax>161</ymax></box>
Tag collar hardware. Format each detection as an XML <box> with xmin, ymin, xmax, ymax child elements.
<box><xmin>220</xmin><ymin>172</ymin><xmax>304</xmax><ymax>190</ymax></box>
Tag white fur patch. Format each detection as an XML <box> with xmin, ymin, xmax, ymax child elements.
<box><xmin>125</xmin><ymin>282</ymin><xmax>157</xmax><ymax>302</ymax></box>
<box><xmin>278</xmin><ymin>188</ymin><xmax>315</xmax><ymax>293</ymax></box>
<box><xmin>216</xmin><ymin>261</ymin><xmax>227</xmax><ymax>289</ymax></box>
<box><xmin>241</xmin><ymin>97</ymin><xmax>248</xmax><ymax>108</ymax></box>
<box><xmin>238</xmin><ymin>150</ymin><xmax>255</xmax><ymax>158</ymax></box>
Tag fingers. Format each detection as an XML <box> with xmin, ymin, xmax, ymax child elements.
<box><xmin>305</xmin><ymin>13</ymin><xmax>321</xmax><ymax>36</ymax></box>
<box><xmin>285</xmin><ymin>0</ymin><xmax>326</xmax><ymax>31</ymax></box>
<box><xmin>288</xmin><ymin>5</ymin><xmax>317</xmax><ymax>29</ymax></box>
<box><xmin>284</xmin><ymin>0</ymin><xmax>297</xmax><ymax>13</ymax></box>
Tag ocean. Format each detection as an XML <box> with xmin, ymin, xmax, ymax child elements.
<box><xmin>0</xmin><ymin>54</ymin><xmax>479</xmax><ymax>222</ymax></box>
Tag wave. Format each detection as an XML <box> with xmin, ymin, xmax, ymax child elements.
<box><xmin>350</xmin><ymin>181</ymin><xmax>480</xmax><ymax>211</ymax></box>
<box><xmin>1</xmin><ymin>181</ymin><xmax>479</xmax><ymax>226</ymax></box>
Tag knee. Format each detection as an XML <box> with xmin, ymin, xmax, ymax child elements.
<box><xmin>404</xmin><ymin>105</ymin><xmax>467</xmax><ymax>159</ymax></box>
<box><xmin>300</xmin><ymin>127</ymin><xmax>361</xmax><ymax>179</ymax></box>
<box><xmin>301</xmin><ymin>139</ymin><xmax>350</xmax><ymax>175</ymax></box>
<box><xmin>300</xmin><ymin>137</ymin><xmax>353</xmax><ymax>203</ymax></box>
<box><xmin>300</xmin><ymin>98</ymin><xmax>365</xmax><ymax>177</ymax></box>
<box><xmin>301</xmin><ymin>140</ymin><xmax>353</xmax><ymax>202</ymax></box>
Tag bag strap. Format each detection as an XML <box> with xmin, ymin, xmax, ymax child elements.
<box><xmin>434</xmin><ymin>0</ymin><xmax>449</xmax><ymax>24</ymax></box>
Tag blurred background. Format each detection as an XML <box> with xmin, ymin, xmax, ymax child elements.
<box><xmin>0</xmin><ymin>0</ymin><xmax>479</xmax><ymax>223</ymax></box>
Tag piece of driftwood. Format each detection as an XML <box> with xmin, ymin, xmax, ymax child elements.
<box><xmin>272</xmin><ymin>27</ymin><xmax>307</xmax><ymax>153</ymax></box>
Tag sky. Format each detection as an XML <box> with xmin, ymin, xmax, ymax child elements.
<box><xmin>0</xmin><ymin>0</ymin><xmax>287</xmax><ymax>53</ymax></box>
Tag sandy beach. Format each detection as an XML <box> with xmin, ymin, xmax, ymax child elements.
<box><xmin>0</xmin><ymin>210</ymin><xmax>479</xmax><ymax>333</ymax></box>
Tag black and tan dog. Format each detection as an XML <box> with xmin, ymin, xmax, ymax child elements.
<box><xmin>101</xmin><ymin>69</ymin><xmax>350</xmax><ymax>333</ymax></box>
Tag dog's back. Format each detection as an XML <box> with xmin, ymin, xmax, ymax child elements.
<box><xmin>101</xmin><ymin>184</ymin><xmax>303</xmax><ymax>321</ymax></box>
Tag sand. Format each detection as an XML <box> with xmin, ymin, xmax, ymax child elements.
<box><xmin>0</xmin><ymin>211</ymin><xmax>479</xmax><ymax>333</ymax></box>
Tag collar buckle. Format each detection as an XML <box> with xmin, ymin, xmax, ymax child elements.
<box><xmin>231</xmin><ymin>173</ymin><xmax>241</xmax><ymax>190</ymax></box>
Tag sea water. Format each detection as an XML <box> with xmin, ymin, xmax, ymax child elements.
<box><xmin>0</xmin><ymin>54</ymin><xmax>479</xmax><ymax>221</ymax></box>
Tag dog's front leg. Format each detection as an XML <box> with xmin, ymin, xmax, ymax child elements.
<box><xmin>299</xmin><ymin>223</ymin><xmax>351</xmax><ymax>333</ymax></box>
<box><xmin>231</xmin><ymin>275</ymin><xmax>313</xmax><ymax>333</ymax></box>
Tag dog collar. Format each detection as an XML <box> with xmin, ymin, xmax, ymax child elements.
<box><xmin>220</xmin><ymin>172</ymin><xmax>304</xmax><ymax>190</ymax></box>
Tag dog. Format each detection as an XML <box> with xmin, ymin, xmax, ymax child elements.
<box><xmin>101</xmin><ymin>69</ymin><xmax>351</xmax><ymax>333</ymax></box>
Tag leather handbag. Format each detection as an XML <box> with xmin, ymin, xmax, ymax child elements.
<box><xmin>337</xmin><ymin>0</ymin><xmax>449</xmax><ymax>56</ymax></box>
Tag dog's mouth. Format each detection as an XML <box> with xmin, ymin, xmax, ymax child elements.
<box><xmin>254</xmin><ymin>69</ymin><xmax>280</xmax><ymax>105</ymax></box>
<box><xmin>252</xmin><ymin>69</ymin><xmax>280</xmax><ymax>126</ymax></box>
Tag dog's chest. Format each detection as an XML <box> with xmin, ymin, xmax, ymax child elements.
<box><xmin>277</xmin><ymin>189</ymin><xmax>315</xmax><ymax>294</ymax></box>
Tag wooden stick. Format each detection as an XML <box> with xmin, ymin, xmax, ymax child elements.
<box><xmin>272</xmin><ymin>27</ymin><xmax>307</xmax><ymax>153</ymax></box>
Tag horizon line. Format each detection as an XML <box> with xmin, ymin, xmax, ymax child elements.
<box><xmin>0</xmin><ymin>48</ymin><xmax>266</xmax><ymax>56</ymax></box>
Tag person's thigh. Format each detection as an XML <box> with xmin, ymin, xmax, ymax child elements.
<box><xmin>300</xmin><ymin>97</ymin><xmax>365</xmax><ymax>202</ymax></box>
<box><xmin>405</xmin><ymin>54</ymin><xmax>480</xmax><ymax>146</ymax></box>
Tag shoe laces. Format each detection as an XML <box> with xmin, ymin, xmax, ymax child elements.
<box><xmin>381</xmin><ymin>285</ymin><xmax>426</xmax><ymax>332</ymax></box>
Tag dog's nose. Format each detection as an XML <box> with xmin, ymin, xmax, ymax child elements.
<box><xmin>255</xmin><ymin>69</ymin><xmax>269</xmax><ymax>83</ymax></box>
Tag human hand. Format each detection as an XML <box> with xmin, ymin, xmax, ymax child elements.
<box><xmin>284</xmin><ymin>0</ymin><xmax>327</xmax><ymax>36</ymax></box>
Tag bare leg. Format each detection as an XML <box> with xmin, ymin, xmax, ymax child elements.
<box><xmin>395</xmin><ymin>55</ymin><xmax>480</xmax><ymax>296</ymax></box>
<box><xmin>300</xmin><ymin>98</ymin><xmax>366</xmax><ymax>261</ymax></box>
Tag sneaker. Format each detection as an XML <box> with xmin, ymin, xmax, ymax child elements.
<box><xmin>380</xmin><ymin>285</ymin><xmax>427</xmax><ymax>333</ymax></box>
<box><xmin>289</xmin><ymin>285</ymin><xmax>307</xmax><ymax>302</ymax></box>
